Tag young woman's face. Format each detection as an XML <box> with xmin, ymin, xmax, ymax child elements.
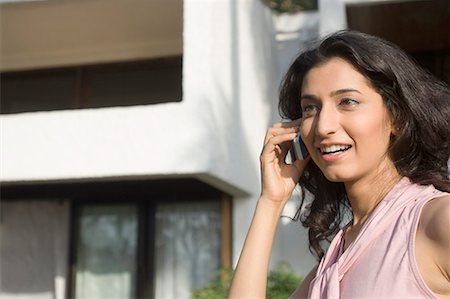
<box><xmin>300</xmin><ymin>57</ymin><xmax>396</xmax><ymax>183</ymax></box>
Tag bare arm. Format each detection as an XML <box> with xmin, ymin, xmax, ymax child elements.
<box><xmin>228</xmin><ymin>119</ymin><xmax>309</xmax><ymax>298</ymax></box>
<box><xmin>227</xmin><ymin>198</ymin><xmax>285</xmax><ymax>298</ymax></box>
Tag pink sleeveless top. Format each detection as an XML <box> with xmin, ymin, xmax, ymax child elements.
<box><xmin>308</xmin><ymin>177</ymin><xmax>448</xmax><ymax>298</ymax></box>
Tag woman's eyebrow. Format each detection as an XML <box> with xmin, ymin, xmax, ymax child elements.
<box><xmin>301</xmin><ymin>89</ymin><xmax>362</xmax><ymax>101</ymax></box>
<box><xmin>300</xmin><ymin>89</ymin><xmax>362</xmax><ymax>102</ymax></box>
<box><xmin>300</xmin><ymin>94</ymin><xmax>319</xmax><ymax>102</ymax></box>
<box><xmin>330</xmin><ymin>88</ymin><xmax>362</xmax><ymax>97</ymax></box>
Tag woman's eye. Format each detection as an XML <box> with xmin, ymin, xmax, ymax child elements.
<box><xmin>340</xmin><ymin>98</ymin><xmax>359</xmax><ymax>106</ymax></box>
<box><xmin>301</xmin><ymin>105</ymin><xmax>318</xmax><ymax>116</ymax></box>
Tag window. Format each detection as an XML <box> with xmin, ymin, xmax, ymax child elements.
<box><xmin>1</xmin><ymin>69</ymin><xmax>75</xmax><ymax>113</ymax></box>
<box><xmin>1</xmin><ymin>178</ymin><xmax>232</xmax><ymax>299</ymax></box>
<box><xmin>154</xmin><ymin>201</ymin><xmax>221</xmax><ymax>298</ymax></box>
<box><xmin>71</xmin><ymin>198</ymin><xmax>228</xmax><ymax>298</ymax></box>
<box><xmin>0</xmin><ymin>56</ymin><xmax>182</xmax><ymax>114</ymax></box>
<box><xmin>74</xmin><ymin>204</ymin><xmax>139</xmax><ymax>298</ymax></box>
<box><xmin>0</xmin><ymin>199</ymin><xmax>70</xmax><ymax>298</ymax></box>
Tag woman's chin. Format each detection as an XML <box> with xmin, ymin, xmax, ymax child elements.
<box><xmin>321</xmin><ymin>171</ymin><xmax>353</xmax><ymax>183</ymax></box>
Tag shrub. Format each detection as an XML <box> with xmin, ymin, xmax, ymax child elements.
<box><xmin>191</xmin><ymin>268</ymin><xmax>233</xmax><ymax>299</ymax></box>
<box><xmin>191</xmin><ymin>262</ymin><xmax>303</xmax><ymax>299</ymax></box>
<box><xmin>261</xmin><ymin>0</ymin><xmax>318</xmax><ymax>13</ymax></box>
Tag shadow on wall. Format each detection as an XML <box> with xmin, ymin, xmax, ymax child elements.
<box><xmin>250</xmin><ymin>0</ymin><xmax>320</xmax><ymax>124</ymax></box>
<box><xmin>249</xmin><ymin>0</ymin><xmax>320</xmax><ymax>276</ymax></box>
<box><xmin>249</xmin><ymin>0</ymin><xmax>279</xmax><ymax>126</ymax></box>
<box><xmin>199</xmin><ymin>0</ymin><xmax>270</xmax><ymax>193</ymax></box>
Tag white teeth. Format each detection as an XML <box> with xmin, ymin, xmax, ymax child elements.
<box><xmin>320</xmin><ymin>145</ymin><xmax>351</xmax><ymax>154</ymax></box>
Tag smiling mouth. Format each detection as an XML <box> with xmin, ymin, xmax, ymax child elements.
<box><xmin>319</xmin><ymin>145</ymin><xmax>352</xmax><ymax>155</ymax></box>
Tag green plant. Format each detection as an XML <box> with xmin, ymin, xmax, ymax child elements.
<box><xmin>191</xmin><ymin>268</ymin><xmax>234</xmax><ymax>299</ymax></box>
<box><xmin>191</xmin><ymin>262</ymin><xmax>303</xmax><ymax>299</ymax></box>
<box><xmin>266</xmin><ymin>262</ymin><xmax>303</xmax><ymax>299</ymax></box>
<box><xmin>261</xmin><ymin>0</ymin><xmax>318</xmax><ymax>13</ymax></box>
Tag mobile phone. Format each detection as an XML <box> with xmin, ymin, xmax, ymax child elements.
<box><xmin>292</xmin><ymin>133</ymin><xmax>309</xmax><ymax>160</ymax></box>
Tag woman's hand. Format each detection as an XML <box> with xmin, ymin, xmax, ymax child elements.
<box><xmin>228</xmin><ymin>119</ymin><xmax>310</xmax><ymax>299</ymax></box>
<box><xmin>260</xmin><ymin>119</ymin><xmax>310</xmax><ymax>205</ymax></box>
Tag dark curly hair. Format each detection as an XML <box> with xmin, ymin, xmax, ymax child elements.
<box><xmin>279</xmin><ymin>30</ymin><xmax>450</xmax><ymax>260</ymax></box>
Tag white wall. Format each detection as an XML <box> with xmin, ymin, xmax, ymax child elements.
<box><xmin>1</xmin><ymin>0</ymin><xmax>318</xmax><ymax>276</ymax></box>
<box><xmin>184</xmin><ymin>0</ymin><xmax>318</xmax><ymax>275</ymax></box>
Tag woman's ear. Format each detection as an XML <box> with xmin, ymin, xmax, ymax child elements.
<box><xmin>388</xmin><ymin>119</ymin><xmax>400</xmax><ymax>139</ymax></box>
<box><xmin>390</xmin><ymin>123</ymin><xmax>401</xmax><ymax>137</ymax></box>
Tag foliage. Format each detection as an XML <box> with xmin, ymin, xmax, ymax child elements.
<box><xmin>266</xmin><ymin>262</ymin><xmax>304</xmax><ymax>299</ymax></box>
<box><xmin>262</xmin><ymin>0</ymin><xmax>318</xmax><ymax>13</ymax></box>
<box><xmin>191</xmin><ymin>268</ymin><xmax>234</xmax><ymax>299</ymax></box>
<box><xmin>191</xmin><ymin>262</ymin><xmax>303</xmax><ymax>299</ymax></box>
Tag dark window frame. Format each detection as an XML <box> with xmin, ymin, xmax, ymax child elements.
<box><xmin>1</xmin><ymin>178</ymin><xmax>232</xmax><ymax>298</ymax></box>
<box><xmin>0</xmin><ymin>55</ymin><xmax>182</xmax><ymax>114</ymax></box>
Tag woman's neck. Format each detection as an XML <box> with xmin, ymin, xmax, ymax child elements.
<box><xmin>344</xmin><ymin>165</ymin><xmax>402</xmax><ymax>226</ymax></box>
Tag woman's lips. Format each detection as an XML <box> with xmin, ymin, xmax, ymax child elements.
<box><xmin>318</xmin><ymin>145</ymin><xmax>352</xmax><ymax>162</ymax></box>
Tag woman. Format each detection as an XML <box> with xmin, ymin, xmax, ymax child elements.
<box><xmin>228</xmin><ymin>31</ymin><xmax>450</xmax><ymax>298</ymax></box>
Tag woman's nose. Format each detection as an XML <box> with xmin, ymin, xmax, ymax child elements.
<box><xmin>314</xmin><ymin>105</ymin><xmax>339</xmax><ymax>137</ymax></box>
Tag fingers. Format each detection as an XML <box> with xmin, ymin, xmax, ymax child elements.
<box><xmin>264</xmin><ymin>127</ymin><xmax>299</xmax><ymax>145</ymax></box>
<box><xmin>261</xmin><ymin>119</ymin><xmax>303</xmax><ymax>165</ymax></box>
<box><xmin>266</xmin><ymin>133</ymin><xmax>298</xmax><ymax>148</ymax></box>
<box><xmin>264</xmin><ymin>119</ymin><xmax>302</xmax><ymax>145</ymax></box>
<box><xmin>261</xmin><ymin>131</ymin><xmax>298</xmax><ymax>162</ymax></box>
<box><xmin>272</xmin><ymin>118</ymin><xmax>302</xmax><ymax>128</ymax></box>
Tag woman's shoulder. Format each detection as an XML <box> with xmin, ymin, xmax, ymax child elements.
<box><xmin>415</xmin><ymin>194</ymin><xmax>450</xmax><ymax>296</ymax></box>
<box><xmin>419</xmin><ymin>194</ymin><xmax>450</xmax><ymax>246</ymax></box>
<box><xmin>417</xmin><ymin>193</ymin><xmax>450</xmax><ymax>273</ymax></box>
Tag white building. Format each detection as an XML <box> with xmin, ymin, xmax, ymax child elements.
<box><xmin>1</xmin><ymin>0</ymin><xmax>447</xmax><ymax>298</ymax></box>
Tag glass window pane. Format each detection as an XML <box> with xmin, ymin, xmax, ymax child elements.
<box><xmin>1</xmin><ymin>71</ymin><xmax>74</xmax><ymax>114</ymax></box>
<box><xmin>75</xmin><ymin>204</ymin><xmax>137</xmax><ymax>299</ymax></box>
<box><xmin>85</xmin><ymin>59</ymin><xmax>182</xmax><ymax>108</ymax></box>
<box><xmin>0</xmin><ymin>200</ymin><xmax>70</xmax><ymax>297</ymax></box>
<box><xmin>154</xmin><ymin>201</ymin><xmax>221</xmax><ymax>299</ymax></box>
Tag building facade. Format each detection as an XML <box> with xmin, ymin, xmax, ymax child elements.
<box><xmin>1</xmin><ymin>0</ymin><xmax>448</xmax><ymax>298</ymax></box>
